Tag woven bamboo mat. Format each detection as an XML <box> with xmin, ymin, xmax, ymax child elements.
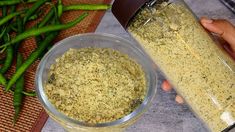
<box><xmin>0</xmin><ymin>0</ymin><xmax>111</xmax><ymax>131</ymax></box>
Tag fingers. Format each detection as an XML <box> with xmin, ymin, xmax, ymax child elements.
<box><xmin>175</xmin><ymin>95</ymin><xmax>184</xmax><ymax>104</ymax></box>
<box><xmin>200</xmin><ymin>17</ymin><xmax>235</xmax><ymax>52</ymax></box>
<box><xmin>162</xmin><ymin>18</ymin><xmax>235</xmax><ymax>105</ymax></box>
<box><xmin>161</xmin><ymin>80</ymin><xmax>184</xmax><ymax>104</ymax></box>
<box><xmin>161</xmin><ymin>80</ymin><xmax>172</xmax><ymax>92</ymax></box>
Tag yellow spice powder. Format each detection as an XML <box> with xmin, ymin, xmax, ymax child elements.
<box><xmin>45</xmin><ymin>48</ymin><xmax>146</xmax><ymax>124</ymax></box>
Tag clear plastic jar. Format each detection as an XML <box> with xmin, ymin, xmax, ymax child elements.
<box><xmin>113</xmin><ymin>0</ymin><xmax>235</xmax><ymax>132</ymax></box>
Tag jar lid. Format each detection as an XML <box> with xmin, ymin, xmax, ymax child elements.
<box><xmin>112</xmin><ymin>0</ymin><xmax>149</xmax><ymax>29</ymax></box>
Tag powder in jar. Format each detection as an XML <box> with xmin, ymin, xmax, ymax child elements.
<box><xmin>128</xmin><ymin>2</ymin><xmax>235</xmax><ymax>132</ymax></box>
<box><xmin>44</xmin><ymin>48</ymin><xmax>146</xmax><ymax>124</ymax></box>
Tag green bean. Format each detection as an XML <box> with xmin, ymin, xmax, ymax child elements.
<box><xmin>37</xmin><ymin>35</ymin><xmax>52</xmax><ymax>59</ymax></box>
<box><xmin>1</xmin><ymin>34</ymin><xmax>13</xmax><ymax>74</ymax></box>
<box><xmin>26</xmin><ymin>0</ymin><xmax>38</xmax><ymax>3</ymax></box>
<box><xmin>0</xmin><ymin>0</ymin><xmax>38</xmax><ymax>6</ymax></box>
<box><xmin>8</xmin><ymin>22</ymin><xmax>17</xmax><ymax>29</ymax></box>
<box><xmin>0</xmin><ymin>26</ymin><xmax>7</xmax><ymax>39</ymax></box>
<box><xmin>6</xmin><ymin>32</ymin><xmax>59</xmax><ymax>91</ymax></box>
<box><xmin>10</xmin><ymin>5</ymin><xmax>16</xmax><ymax>13</ymax></box>
<box><xmin>0</xmin><ymin>1</ymin><xmax>21</xmax><ymax>6</ymax></box>
<box><xmin>23</xmin><ymin>0</ymin><xmax>49</xmax><ymax>24</ymax></box>
<box><xmin>2</xmin><ymin>6</ymin><xmax>7</xmax><ymax>17</ymax></box>
<box><xmin>57</xmin><ymin>0</ymin><xmax>63</xmax><ymax>17</ymax></box>
<box><xmin>36</xmin><ymin>7</ymin><xmax>55</xmax><ymax>49</ymax></box>
<box><xmin>5</xmin><ymin>22</ymin><xmax>17</xmax><ymax>34</ymax></box>
<box><xmin>0</xmin><ymin>46</ymin><xmax>13</xmax><ymax>74</ymax></box>
<box><xmin>10</xmin><ymin>12</ymin><xmax>60</xmax><ymax>91</ymax></box>
<box><xmin>0</xmin><ymin>57</ymin><xmax>6</xmax><ymax>64</ymax></box>
<box><xmin>10</xmin><ymin>24</ymin><xmax>18</xmax><ymax>32</ymax></box>
<box><xmin>0</xmin><ymin>6</ymin><xmax>7</xmax><ymax>38</ymax></box>
<box><xmin>1</xmin><ymin>5</ymin><xmax>17</xmax><ymax>74</ymax></box>
<box><xmin>22</xmin><ymin>91</ymin><xmax>36</xmax><ymax>96</ymax></box>
<box><xmin>9</xmin><ymin>89</ymin><xmax>36</xmax><ymax>96</ymax></box>
<box><xmin>14</xmin><ymin>16</ymin><xmax>24</xmax><ymax>51</ymax></box>
<box><xmin>17</xmin><ymin>17</ymin><xmax>23</xmax><ymax>33</ymax></box>
<box><xmin>8</xmin><ymin>23</ymin><xmax>17</xmax><ymax>32</ymax></box>
<box><xmin>0</xmin><ymin>73</ymin><xmax>7</xmax><ymax>86</ymax></box>
<box><xmin>0</xmin><ymin>11</ymin><xmax>24</xmax><ymax>27</ymax></box>
<box><xmin>38</xmin><ymin>8</ymin><xmax>54</xmax><ymax>28</ymax></box>
<box><xmin>9</xmin><ymin>5</ymin><xmax>17</xmax><ymax>27</ymax></box>
<box><xmin>25</xmin><ymin>7</ymin><xmax>44</xmax><ymax>21</ymax></box>
<box><xmin>13</xmin><ymin>53</ymin><xmax>24</xmax><ymax>124</ymax></box>
<box><xmin>35</xmin><ymin>35</ymin><xmax>43</xmax><ymax>46</ymax></box>
<box><xmin>63</xmin><ymin>4</ymin><xmax>112</xmax><ymax>11</ymax></box>
<box><xmin>0</xmin><ymin>12</ymin><xmax>88</xmax><ymax>48</ymax></box>
<box><xmin>37</xmin><ymin>3</ymin><xmax>56</xmax><ymax>28</ymax></box>
<box><xmin>28</xmin><ymin>14</ymin><xmax>39</xmax><ymax>21</ymax></box>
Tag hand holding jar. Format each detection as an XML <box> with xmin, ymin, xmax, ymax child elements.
<box><xmin>162</xmin><ymin>17</ymin><xmax>235</xmax><ymax>104</ymax></box>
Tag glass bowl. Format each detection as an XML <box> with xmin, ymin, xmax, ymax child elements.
<box><xmin>35</xmin><ymin>33</ymin><xmax>157</xmax><ymax>132</ymax></box>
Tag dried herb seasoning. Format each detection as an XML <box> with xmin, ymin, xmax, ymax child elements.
<box><xmin>45</xmin><ymin>48</ymin><xmax>147</xmax><ymax>124</ymax></box>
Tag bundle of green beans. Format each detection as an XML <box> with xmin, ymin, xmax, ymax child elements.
<box><xmin>0</xmin><ymin>0</ymin><xmax>111</xmax><ymax>124</ymax></box>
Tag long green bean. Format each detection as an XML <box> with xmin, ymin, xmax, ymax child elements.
<box><xmin>0</xmin><ymin>5</ymin><xmax>15</xmax><ymax>74</ymax></box>
<box><xmin>22</xmin><ymin>91</ymin><xmax>36</xmax><ymax>96</ymax></box>
<box><xmin>57</xmin><ymin>0</ymin><xmax>63</xmax><ymax>17</ymax></box>
<box><xmin>2</xmin><ymin>6</ymin><xmax>7</xmax><ymax>17</ymax></box>
<box><xmin>0</xmin><ymin>12</ymin><xmax>88</xmax><ymax>48</ymax></box>
<box><xmin>6</xmin><ymin>32</ymin><xmax>58</xmax><ymax>91</ymax></box>
<box><xmin>38</xmin><ymin>9</ymin><xmax>54</xmax><ymax>28</ymax></box>
<box><xmin>0</xmin><ymin>11</ymin><xmax>24</xmax><ymax>27</ymax></box>
<box><xmin>63</xmin><ymin>4</ymin><xmax>111</xmax><ymax>11</ymax></box>
<box><xmin>10</xmin><ymin>24</ymin><xmax>18</xmax><ymax>32</ymax></box>
<box><xmin>0</xmin><ymin>1</ymin><xmax>21</xmax><ymax>6</ymax></box>
<box><xmin>14</xmin><ymin>16</ymin><xmax>24</xmax><ymax>51</ymax></box>
<box><xmin>17</xmin><ymin>16</ymin><xmax>23</xmax><ymax>32</ymax></box>
<box><xmin>26</xmin><ymin>0</ymin><xmax>38</xmax><ymax>3</ymax></box>
<box><xmin>1</xmin><ymin>34</ymin><xmax>13</xmax><ymax>74</ymax></box>
<box><xmin>36</xmin><ymin>6</ymin><xmax>55</xmax><ymax>52</ymax></box>
<box><xmin>28</xmin><ymin>13</ymin><xmax>40</xmax><ymax>21</ymax></box>
<box><xmin>0</xmin><ymin>0</ymin><xmax>111</xmax><ymax>125</ymax></box>
<box><xmin>0</xmin><ymin>73</ymin><xmax>7</xmax><ymax>86</ymax></box>
<box><xmin>23</xmin><ymin>0</ymin><xmax>49</xmax><ymax>24</ymax></box>
<box><xmin>9</xmin><ymin>89</ymin><xmax>36</xmax><ymax>96</ymax></box>
<box><xmin>0</xmin><ymin>57</ymin><xmax>6</xmax><ymax>64</ymax></box>
<box><xmin>10</xmin><ymin>5</ymin><xmax>16</xmax><ymax>13</ymax></box>
<box><xmin>0</xmin><ymin>27</ymin><xmax>7</xmax><ymax>39</ymax></box>
<box><xmin>36</xmin><ymin>5</ymin><xmax>56</xmax><ymax>48</ymax></box>
<box><xmin>8</xmin><ymin>10</ymin><xmax>61</xmax><ymax>91</ymax></box>
<box><xmin>0</xmin><ymin>46</ymin><xmax>13</xmax><ymax>74</ymax></box>
<box><xmin>13</xmin><ymin>53</ymin><xmax>24</xmax><ymax>124</ymax></box>
<box><xmin>0</xmin><ymin>0</ymin><xmax>38</xmax><ymax>6</ymax></box>
<box><xmin>8</xmin><ymin>8</ymin><xmax>62</xmax><ymax>91</ymax></box>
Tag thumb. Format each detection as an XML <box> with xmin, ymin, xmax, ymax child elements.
<box><xmin>200</xmin><ymin>17</ymin><xmax>235</xmax><ymax>52</ymax></box>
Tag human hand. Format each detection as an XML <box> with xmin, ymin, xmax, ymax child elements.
<box><xmin>161</xmin><ymin>17</ymin><xmax>235</xmax><ymax>104</ymax></box>
<box><xmin>201</xmin><ymin>17</ymin><xmax>235</xmax><ymax>57</ymax></box>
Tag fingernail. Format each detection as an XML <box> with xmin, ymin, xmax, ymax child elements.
<box><xmin>175</xmin><ymin>95</ymin><xmax>184</xmax><ymax>104</ymax></box>
<box><xmin>202</xmin><ymin>18</ymin><xmax>213</xmax><ymax>24</ymax></box>
<box><xmin>161</xmin><ymin>80</ymin><xmax>172</xmax><ymax>92</ymax></box>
